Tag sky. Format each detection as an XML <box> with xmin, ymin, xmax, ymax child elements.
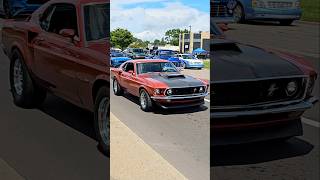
<box><xmin>111</xmin><ymin>0</ymin><xmax>210</xmax><ymax>41</ymax></box>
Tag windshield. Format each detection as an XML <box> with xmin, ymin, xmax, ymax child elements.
<box><xmin>84</xmin><ymin>3</ymin><xmax>108</xmax><ymax>41</ymax></box>
<box><xmin>137</xmin><ymin>62</ymin><xmax>178</xmax><ymax>74</ymax></box>
<box><xmin>159</xmin><ymin>50</ymin><xmax>174</xmax><ymax>56</ymax></box>
<box><xmin>133</xmin><ymin>49</ymin><xmax>144</xmax><ymax>53</ymax></box>
<box><xmin>182</xmin><ymin>55</ymin><xmax>195</xmax><ymax>59</ymax></box>
<box><xmin>111</xmin><ymin>52</ymin><xmax>126</xmax><ymax>57</ymax></box>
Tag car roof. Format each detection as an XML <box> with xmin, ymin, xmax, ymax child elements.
<box><xmin>127</xmin><ymin>59</ymin><xmax>169</xmax><ymax>63</ymax></box>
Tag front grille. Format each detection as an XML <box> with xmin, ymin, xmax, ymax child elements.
<box><xmin>168</xmin><ymin>86</ymin><xmax>206</xmax><ymax>96</ymax></box>
<box><xmin>266</xmin><ymin>1</ymin><xmax>294</xmax><ymax>9</ymax></box>
<box><xmin>211</xmin><ymin>77</ymin><xmax>307</xmax><ymax>107</ymax></box>
<box><xmin>211</xmin><ymin>4</ymin><xmax>229</xmax><ymax>17</ymax></box>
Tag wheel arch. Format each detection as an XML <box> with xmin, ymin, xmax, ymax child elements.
<box><xmin>92</xmin><ymin>79</ymin><xmax>109</xmax><ymax>103</ymax></box>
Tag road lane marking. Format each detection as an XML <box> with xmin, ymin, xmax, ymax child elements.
<box><xmin>110</xmin><ymin>112</ymin><xmax>187</xmax><ymax>180</ymax></box>
<box><xmin>302</xmin><ymin>117</ymin><xmax>320</xmax><ymax>128</ymax></box>
<box><xmin>0</xmin><ymin>158</ymin><xmax>25</xmax><ymax>180</ymax></box>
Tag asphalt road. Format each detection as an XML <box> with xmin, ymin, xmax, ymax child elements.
<box><xmin>111</xmin><ymin>86</ymin><xmax>210</xmax><ymax>179</ymax></box>
<box><xmin>211</xmin><ymin>21</ymin><xmax>320</xmax><ymax>180</ymax></box>
<box><xmin>0</xmin><ymin>25</ymin><xmax>109</xmax><ymax>180</ymax></box>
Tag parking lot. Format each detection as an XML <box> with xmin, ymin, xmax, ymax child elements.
<box><xmin>212</xmin><ymin>21</ymin><xmax>319</xmax><ymax>180</ymax></box>
<box><xmin>111</xmin><ymin>67</ymin><xmax>210</xmax><ymax>179</ymax></box>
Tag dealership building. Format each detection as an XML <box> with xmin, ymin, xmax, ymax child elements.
<box><xmin>179</xmin><ymin>31</ymin><xmax>210</xmax><ymax>54</ymax></box>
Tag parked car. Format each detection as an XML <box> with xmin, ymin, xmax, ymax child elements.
<box><xmin>124</xmin><ymin>48</ymin><xmax>146</xmax><ymax>59</ymax></box>
<box><xmin>153</xmin><ymin>49</ymin><xmax>183</xmax><ymax>67</ymax></box>
<box><xmin>177</xmin><ymin>54</ymin><xmax>204</xmax><ymax>69</ymax></box>
<box><xmin>211</xmin><ymin>21</ymin><xmax>318</xmax><ymax>145</ymax></box>
<box><xmin>111</xmin><ymin>51</ymin><xmax>131</xmax><ymax>67</ymax></box>
<box><xmin>232</xmin><ymin>0</ymin><xmax>302</xmax><ymax>25</ymax></box>
<box><xmin>111</xmin><ymin>59</ymin><xmax>209</xmax><ymax>111</ymax></box>
<box><xmin>0</xmin><ymin>0</ymin><xmax>48</xmax><ymax>18</ymax></box>
<box><xmin>1</xmin><ymin>0</ymin><xmax>110</xmax><ymax>154</ymax></box>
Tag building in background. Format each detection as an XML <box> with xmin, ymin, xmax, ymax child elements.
<box><xmin>179</xmin><ymin>31</ymin><xmax>210</xmax><ymax>54</ymax></box>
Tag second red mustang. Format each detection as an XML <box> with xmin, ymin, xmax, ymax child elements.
<box><xmin>111</xmin><ymin>59</ymin><xmax>209</xmax><ymax>111</ymax></box>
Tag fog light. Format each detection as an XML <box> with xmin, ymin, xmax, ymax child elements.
<box><xmin>286</xmin><ymin>81</ymin><xmax>298</xmax><ymax>96</ymax></box>
<box><xmin>154</xmin><ymin>89</ymin><xmax>161</xmax><ymax>95</ymax></box>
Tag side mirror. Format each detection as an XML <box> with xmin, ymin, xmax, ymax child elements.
<box><xmin>128</xmin><ymin>70</ymin><xmax>135</xmax><ymax>75</ymax></box>
<box><xmin>59</xmin><ymin>29</ymin><xmax>75</xmax><ymax>39</ymax></box>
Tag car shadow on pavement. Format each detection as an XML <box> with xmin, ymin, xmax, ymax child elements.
<box><xmin>38</xmin><ymin>94</ymin><xmax>97</xmax><ymax>141</ymax></box>
<box><xmin>231</xmin><ymin>21</ymin><xmax>297</xmax><ymax>27</ymax></box>
<box><xmin>122</xmin><ymin>92</ymin><xmax>208</xmax><ymax>115</ymax></box>
<box><xmin>211</xmin><ymin>137</ymin><xmax>313</xmax><ymax>167</ymax></box>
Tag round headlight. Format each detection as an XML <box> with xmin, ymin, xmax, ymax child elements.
<box><xmin>166</xmin><ymin>89</ymin><xmax>173</xmax><ymax>96</ymax></box>
<box><xmin>199</xmin><ymin>86</ymin><xmax>205</xmax><ymax>93</ymax></box>
<box><xmin>286</xmin><ymin>81</ymin><xmax>298</xmax><ymax>96</ymax></box>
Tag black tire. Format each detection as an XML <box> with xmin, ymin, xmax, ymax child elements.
<box><xmin>9</xmin><ymin>49</ymin><xmax>46</xmax><ymax>108</ymax></box>
<box><xmin>113</xmin><ymin>78</ymin><xmax>123</xmax><ymax>95</ymax></box>
<box><xmin>3</xmin><ymin>0</ymin><xmax>12</xmax><ymax>19</ymax></box>
<box><xmin>279</xmin><ymin>20</ymin><xmax>294</xmax><ymax>26</ymax></box>
<box><xmin>233</xmin><ymin>4</ymin><xmax>245</xmax><ymax>23</ymax></box>
<box><xmin>94</xmin><ymin>86</ymin><xmax>110</xmax><ymax>155</ymax></box>
<box><xmin>139</xmin><ymin>89</ymin><xmax>153</xmax><ymax>112</ymax></box>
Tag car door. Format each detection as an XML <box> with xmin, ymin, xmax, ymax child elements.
<box><xmin>120</xmin><ymin>62</ymin><xmax>136</xmax><ymax>94</ymax></box>
<box><xmin>32</xmin><ymin>3</ymin><xmax>82</xmax><ymax>104</ymax></box>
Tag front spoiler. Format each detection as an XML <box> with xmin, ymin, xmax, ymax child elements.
<box><xmin>211</xmin><ymin>97</ymin><xmax>318</xmax><ymax>119</ymax></box>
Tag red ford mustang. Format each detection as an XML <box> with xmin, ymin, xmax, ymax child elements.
<box><xmin>111</xmin><ymin>59</ymin><xmax>209</xmax><ymax>111</ymax></box>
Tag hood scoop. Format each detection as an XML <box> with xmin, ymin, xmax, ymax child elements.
<box><xmin>159</xmin><ymin>73</ymin><xmax>185</xmax><ymax>79</ymax></box>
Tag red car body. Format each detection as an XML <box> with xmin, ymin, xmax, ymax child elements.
<box><xmin>1</xmin><ymin>0</ymin><xmax>110</xmax><ymax>153</ymax></box>
<box><xmin>1</xmin><ymin>0</ymin><xmax>109</xmax><ymax>112</ymax></box>
<box><xmin>111</xmin><ymin>59</ymin><xmax>209</xmax><ymax>110</ymax></box>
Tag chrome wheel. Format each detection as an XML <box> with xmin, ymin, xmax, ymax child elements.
<box><xmin>98</xmin><ymin>97</ymin><xmax>109</xmax><ymax>146</ymax></box>
<box><xmin>13</xmin><ymin>58</ymin><xmax>23</xmax><ymax>96</ymax></box>
<box><xmin>233</xmin><ymin>5</ymin><xmax>243</xmax><ymax>23</ymax></box>
<box><xmin>140</xmin><ymin>91</ymin><xmax>147</xmax><ymax>109</ymax></box>
<box><xmin>113</xmin><ymin>79</ymin><xmax>118</xmax><ymax>93</ymax></box>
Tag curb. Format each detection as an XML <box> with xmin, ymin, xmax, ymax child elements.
<box><xmin>110</xmin><ymin>113</ymin><xmax>187</xmax><ymax>180</ymax></box>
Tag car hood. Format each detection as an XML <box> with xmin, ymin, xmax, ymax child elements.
<box><xmin>212</xmin><ymin>42</ymin><xmax>304</xmax><ymax>82</ymax></box>
<box><xmin>184</xmin><ymin>59</ymin><xmax>203</xmax><ymax>63</ymax></box>
<box><xmin>141</xmin><ymin>72</ymin><xmax>205</xmax><ymax>87</ymax></box>
<box><xmin>111</xmin><ymin>57</ymin><xmax>131</xmax><ymax>61</ymax></box>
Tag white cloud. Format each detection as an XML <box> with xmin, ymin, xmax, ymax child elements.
<box><xmin>111</xmin><ymin>1</ymin><xmax>210</xmax><ymax>41</ymax></box>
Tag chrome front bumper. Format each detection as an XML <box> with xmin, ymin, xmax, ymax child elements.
<box><xmin>211</xmin><ymin>97</ymin><xmax>318</xmax><ymax>119</ymax></box>
<box><xmin>151</xmin><ymin>93</ymin><xmax>209</xmax><ymax>100</ymax></box>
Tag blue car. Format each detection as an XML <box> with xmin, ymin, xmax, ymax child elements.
<box><xmin>111</xmin><ymin>52</ymin><xmax>132</xmax><ymax>67</ymax></box>
<box><xmin>0</xmin><ymin>0</ymin><xmax>47</xmax><ymax>18</ymax></box>
<box><xmin>232</xmin><ymin>0</ymin><xmax>302</xmax><ymax>25</ymax></box>
<box><xmin>152</xmin><ymin>49</ymin><xmax>183</xmax><ymax>67</ymax></box>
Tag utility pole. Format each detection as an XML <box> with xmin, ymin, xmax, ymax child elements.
<box><xmin>189</xmin><ymin>25</ymin><xmax>192</xmax><ymax>33</ymax></box>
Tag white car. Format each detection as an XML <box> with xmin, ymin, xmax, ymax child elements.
<box><xmin>177</xmin><ymin>54</ymin><xmax>204</xmax><ymax>69</ymax></box>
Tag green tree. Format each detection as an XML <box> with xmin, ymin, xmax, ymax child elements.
<box><xmin>153</xmin><ymin>39</ymin><xmax>161</xmax><ymax>46</ymax></box>
<box><xmin>129</xmin><ymin>38</ymin><xmax>149</xmax><ymax>49</ymax></box>
<box><xmin>111</xmin><ymin>28</ymin><xmax>134</xmax><ymax>50</ymax></box>
<box><xmin>165</xmin><ymin>29</ymin><xmax>189</xmax><ymax>46</ymax></box>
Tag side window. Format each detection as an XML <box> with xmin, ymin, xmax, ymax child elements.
<box><xmin>125</xmin><ymin>63</ymin><xmax>134</xmax><ymax>72</ymax></box>
<box><xmin>122</xmin><ymin>63</ymin><xmax>127</xmax><ymax>71</ymax></box>
<box><xmin>40</xmin><ymin>3</ymin><xmax>78</xmax><ymax>36</ymax></box>
<box><xmin>40</xmin><ymin>5</ymin><xmax>56</xmax><ymax>31</ymax></box>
